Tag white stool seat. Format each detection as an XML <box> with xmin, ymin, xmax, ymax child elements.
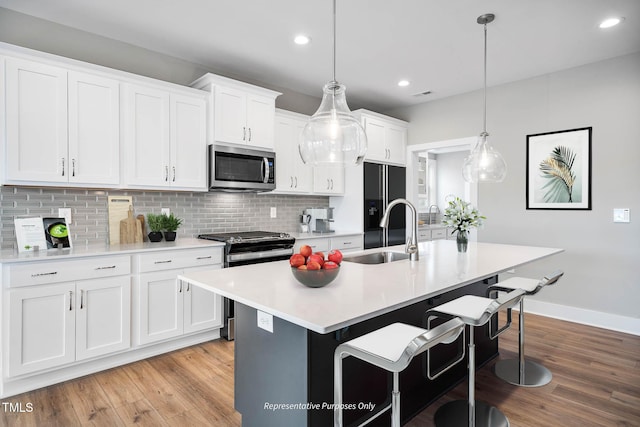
<box><xmin>334</xmin><ymin>319</ymin><xmax>465</xmax><ymax>427</ymax></box>
<box><xmin>344</xmin><ymin>323</ymin><xmax>429</xmax><ymax>364</ymax></box>
<box><xmin>495</xmin><ymin>277</ymin><xmax>540</xmax><ymax>293</ymax></box>
<box><xmin>429</xmin><ymin>295</ymin><xmax>518</xmax><ymax>327</ymax></box>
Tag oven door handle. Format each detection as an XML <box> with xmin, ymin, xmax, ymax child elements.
<box><xmin>261</xmin><ymin>157</ymin><xmax>270</xmax><ymax>184</ymax></box>
<box><xmin>227</xmin><ymin>248</ymin><xmax>293</xmax><ymax>263</ymax></box>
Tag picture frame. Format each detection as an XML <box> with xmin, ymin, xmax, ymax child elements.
<box><xmin>526</xmin><ymin>127</ymin><xmax>592</xmax><ymax>210</ymax></box>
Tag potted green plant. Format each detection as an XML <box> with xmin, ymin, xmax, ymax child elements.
<box><xmin>146</xmin><ymin>213</ymin><xmax>164</xmax><ymax>242</ymax></box>
<box><xmin>161</xmin><ymin>213</ymin><xmax>183</xmax><ymax>242</ymax></box>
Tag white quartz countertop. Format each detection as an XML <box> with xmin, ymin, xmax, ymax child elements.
<box><xmin>287</xmin><ymin>230</ymin><xmax>363</xmax><ymax>240</ymax></box>
<box><xmin>0</xmin><ymin>238</ymin><xmax>225</xmax><ymax>263</ymax></box>
<box><xmin>179</xmin><ymin>240</ymin><xmax>563</xmax><ymax>334</ymax></box>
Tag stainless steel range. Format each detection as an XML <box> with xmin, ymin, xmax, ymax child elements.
<box><xmin>197</xmin><ymin>231</ymin><xmax>295</xmax><ymax>339</ymax></box>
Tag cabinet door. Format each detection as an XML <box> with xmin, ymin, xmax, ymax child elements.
<box><xmin>8</xmin><ymin>283</ymin><xmax>75</xmax><ymax>376</ymax></box>
<box><xmin>363</xmin><ymin>117</ymin><xmax>386</xmax><ymax>162</ymax></box>
<box><xmin>182</xmin><ymin>265</ymin><xmax>223</xmax><ymax>334</ymax></box>
<box><xmin>137</xmin><ymin>270</ymin><xmax>183</xmax><ymax>345</ymax></box>
<box><xmin>274</xmin><ymin>114</ymin><xmax>312</xmax><ymax>193</ymax></box>
<box><xmin>68</xmin><ymin>71</ymin><xmax>120</xmax><ymax>185</ymax></box>
<box><xmin>385</xmin><ymin>125</ymin><xmax>407</xmax><ymax>165</ymax></box>
<box><xmin>214</xmin><ymin>85</ymin><xmax>247</xmax><ymax>145</ymax></box>
<box><xmin>5</xmin><ymin>58</ymin><xmax>68</xmax><ymax>182</ymax></box>
<box><xmin>123</xmin><ymin>84</ymin><xmax>171</xmax><ymax>187</ymax></box>
<box><xmin>246</xmin><ymin>94</ymin><xmax>275</xmax><ymax>149</ymax></box>
<box><xmin>170</xmin><ymin>94</ymin><xmax>207</xmax><ymax>190</ymax></box>
<box><xmin>76</xmin><ymin>277</ymin><xmax>131</xmax><ymax>361</ymax></box>
<box><xmin>313</xmin><ymin>167</ymin><xmax>344</xmax><ymax>195</ymax></box>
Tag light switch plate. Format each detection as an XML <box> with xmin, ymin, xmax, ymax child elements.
<box><xmin>257</xmin><ymin>310</ymin><xmax>273</xmax><ymax>333</ymax></box>
<box><xmin>58</xmin><ymin>208</ymin><xmax>72</xmax><ymax>225</ymax></box>
<box><xmin>613</xmin><ymin>208</ymin><xmax>630</xmax><ymax>223</ymax></box>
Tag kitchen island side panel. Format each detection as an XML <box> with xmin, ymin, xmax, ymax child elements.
<box><xmin>234</xmin><ymin>302</ymin><xmax>309</xmax><ymax>427</ymax></box>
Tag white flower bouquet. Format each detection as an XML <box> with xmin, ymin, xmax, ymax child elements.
<box><xmin>442</xmin><ymin>197</ymin><xmax>485</xmax><ymax>235</ymax></box>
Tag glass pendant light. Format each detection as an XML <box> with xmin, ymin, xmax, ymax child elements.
<box><xmin>462</xmin><ymin>13</ymin><xmax>507</xmax><ymax>183</ymax></box>
<box><xmin>299</xmin><ymin>0</ymin><xmax>367</xmax><ymax>166</ymax></box>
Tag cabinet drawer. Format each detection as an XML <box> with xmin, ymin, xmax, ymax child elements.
<box><xmin>136</xmin><ymin>247</ymin><xmax>223</xmax><ymax>273</ymax></box>
<box><xmin>418</xmin><ymin>229</ymin><xmax>431</xmax><ymax>241</ymax></box>
<box><xmin>7</xmin><ymin>255</ymin><xmax>131</xmax><ymax>288</ymax></box>
<box><xmin>294</xmin><ymin>238</ymin><xmax>329</xmax><ymax>253</ymax></box>
<box><xmin>330</xmin><ymin>235</ymin><xmax>363</xmax><ymax>251</ymax></box>
<box><xmin>431</xmin><ymin>229</ymin><xmax>447</xmax><ymax>240</ymax></box>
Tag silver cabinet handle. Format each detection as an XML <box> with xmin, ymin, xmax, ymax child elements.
<box><xmin>248</xmin><ymin>127</ymin><xmax>252</xmax><ymax>141</ymax></box>
<box><xmin>179</xmin><ymin>281</ymin><xmax>183</xmax><ymax>293</ymax></box>
<box><xmin>294</xmin><ymin>176</ymin><xmax>298</xmax><ymax>188</ymax></box>
<box><xmin>290</xmin><ymin>176</ymin><xmax>293</xmax><ymax>188</ymax></box>
<box><xmin>186</xmin><ymin>282</ymin><xmax>190</xmax><ymax>292</ymax></box>
<box><xmin>165</xmin><ymin>165</ymin><xmax>169</xmax><ymax>181</ymax></box>
<box><xmin>327</xmin><ymin>179</ymin><xmax>330</xmax><ymax>190</ymax></box>
<box><xmin>72</xmin><ymin>159</ymin><xmax>76</xmax><ymax>177</ymax></box>
<box><xmin>196</xmin><ymin>256</ymin><xmax>212</xmax><ymax>260</ymax></box>
<box><xmin>95</xmin><ymin>265</ymin><xmax>116</xmax><ymax>270</ymax></box>
<box><xmin>343</xmin><ymin>241</ymin><xmax>352</xmax><ymax>245</ymax></box>
<box><xmin>154</xmin><ymin>260</ymin><xmax>173</xmax><ymax>264</ymax></box>
<box><xmin>80</xmin><ymin>290</ymin><xmax>84</xmax><ymax>309</ymax></box>
<box><xmin>330</xmin><ymin>179</ymin><xmax>334</xmax><ymax>190</ymax></box>
<box><xmin>243</xmin><ymin>127</ymin><xmax>246</xmax><ymax>141</ymax></box>
<box><xmin>61</xmin><ymin>158</ymin><xmax>65</xmax><ymax>177</ymax></box>
<box><xmin>172</xmin><ymin>166</ymin><xmax>176</xmax><ymax>182</ymax></box>
<box><xmin>31</xmin><ymin>271</ymin><xmax>58</xmax><ymax>278</ymax></box>
<box><xmin>69</xmin><ymin>291</ymin><xmax>73</xmax><ymax>311</ymax></box>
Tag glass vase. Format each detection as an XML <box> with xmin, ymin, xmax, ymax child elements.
<box><xmin>456</xmin><ymin>231</ymin><xmax>468</xmax><ymax>253</ymax></box>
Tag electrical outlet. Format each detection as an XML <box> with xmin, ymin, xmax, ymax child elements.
<box><xmin>58</xmin><ymin>208</ymin><xmax>72</xmax><ymax>225</ymax></box>
<box><xmin>270</xmin><ymin>207</ymin><xmax>277</xmax><ymax>218</ymax></box>
<box><xmin>161</xmin><ymin>208</ymin><xmax>170</xmax><ymax>216</ymax></box>
<box><xmin>613</xmin><ymin>208</ymin><xmax>630</xmax><ymax>223</ymax></box>
<box><xmin>257</xmin><ymin>310</ymin><xmax>273</xmax><ymax>333</ymax></box>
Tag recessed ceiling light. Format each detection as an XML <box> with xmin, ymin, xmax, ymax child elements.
<box><xmin>294</xmin><ymin>35</ymin><xmax>311</xmax><ymax>45</ymax></box>
<box><xmin>398</xmin><ymin>80</ymin><xmax>410</xmax><ymax>87</ymax></box>
<box><xmin>599</xmin><ymin>17</ymin><xmax>624</xmax><ymax>28</ymax></box>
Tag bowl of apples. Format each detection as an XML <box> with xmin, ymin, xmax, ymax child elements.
<box><xmin>290</xmin><ymin>245</ymin><xmax>343</xmax><ymax>288</ymax></box>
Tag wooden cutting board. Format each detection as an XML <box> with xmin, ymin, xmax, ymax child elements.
<box><xmin>120</xmin><ymin>209</ymin><xmax>143</xmax><ymax>244</ymax></box>
<box><xmin>137</xmin><ymin>214</ymin><xmax>146</xmax><ymax>241</ymax></box>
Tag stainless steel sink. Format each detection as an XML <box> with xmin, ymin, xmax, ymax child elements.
<box><xmin>342</xmin><ymin>251</ymin><xmax>411</xmax><ymax>265</ymax></box>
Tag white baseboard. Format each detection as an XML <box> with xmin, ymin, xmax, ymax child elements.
<box><xmin>523</xmin><ymin>299</ymin><xmax>640</xmax><ymax>336</ymax></box>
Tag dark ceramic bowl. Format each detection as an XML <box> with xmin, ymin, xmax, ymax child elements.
<box><xmin>290</xmin><ymin>266</ymin><xmax>340</xmax><ymax>288</ymax></box>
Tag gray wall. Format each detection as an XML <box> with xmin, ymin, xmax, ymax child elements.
<box><xmin>387</xmin><ymin>53</ymin><xmax>640</xmax><ymax>320</ymax></box>
<box><xmin>0</xmin><ymin>7</ymin><xmax>320</xmax><ymax>115</ymax></box>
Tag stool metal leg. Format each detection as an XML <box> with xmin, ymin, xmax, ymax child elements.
<box><xmin>392</xmin><ymin>372</ymin><xmax>400</xmax><ymax>427</ymax></box>
<box><xmin>493</xmin><ymin>299</ymin><xmax>552</xmax><ymax>387</ymax></box>
<box><xmin>434</xmin><ymin>325</ymin><xmax>510</xmax><ymax>427</ymax></box>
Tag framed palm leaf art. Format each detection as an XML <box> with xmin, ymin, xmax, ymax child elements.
<box><xmin>526</xmin><ymin>127</ymin><xmax>592</xmax><ymax>210</ymax></box>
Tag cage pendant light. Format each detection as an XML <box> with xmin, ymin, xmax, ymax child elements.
<box><xmin>299</xmin><ymin>0</ymin><xmax>367</xmax><ymax>167</ymax></box>
<box><xmin>462</xmin><ymin>13</ymin><xmax>507</xmax><ymax>183</ymax></box>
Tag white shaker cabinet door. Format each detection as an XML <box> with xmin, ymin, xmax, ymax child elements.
<box><xmin>246</xmin><ymin>93</ymin><xmax>276</xmax><ymax>149</ymax></box>
<box><xmin>182</xmin><ymin>265</ymin><xmax>223</xmax><ymax>334</ymax></box>
<box><xmin>385</xmin><ymin>125</ymin><xmax>407</xmax><ymax>165</ymax></box>
<box><xmin>213</xmin><ymin>85</ymin><xmax>247</xmax><ymax>145</ymax></box>
<box><xmin>362</xmin><ymin>117</ymin><xmax>386</xmax><ymax>162</ymax></box>
<box><xmin>8</xmin><ymin>283</ymin><xmax>75</xmax><ymax>377</ymax></box>
<box><xmin>5</xmin><ymin>58</ymin><xmax>68</xmax><ymax>182</ymax></box>
<box><xmin>123</xmin><ymin>84</ymin><xmax>171</xmax><ymax>187</ymax></box>
<box><xmin>68</xmin><ymin>71</ymin><xmax>120</xmax><ymax>185</ymax></box>
<box><xmin>137</xmin><ymin>270</ymin><xmax>183</xmax><ymax>345</ymax></box>
<box><xmin>75</xmin><ymin>277</ymin><xmax>131</xmax><ymax>361</ymax></box>
<box><xmin>170</xmin><ymin>94</ymin><xmax>207</xmax><ymax>190</ymax></box>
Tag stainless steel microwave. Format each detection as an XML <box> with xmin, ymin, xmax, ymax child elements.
<box><xmin>209</xmin><ymin>144</ymin><xmax>276</xmax><ymax>192</ymax></box>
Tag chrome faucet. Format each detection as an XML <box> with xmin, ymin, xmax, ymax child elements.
<box><xmin>427</xmin><ymin>204</ymin><xmax>440</xmax><ymax>225</ymax></box>
<box><xmin>379</xmin><ymin>198</ymin><xmax>419</xmax><ymax>261</ymax></box>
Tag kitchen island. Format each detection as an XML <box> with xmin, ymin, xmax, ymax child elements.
<box><xmin>179</xmin><ymin>240</ymin><xmax>562</xmax><ymax>427</ymax></box>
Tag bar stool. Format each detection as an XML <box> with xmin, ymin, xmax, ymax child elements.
<box><xmin>426</xmin><ymin>289</ymin><xmax>527</xmax><ymax>427</ymax></box>
<box><xmin>487</xmin><ymin>270</ymin><xmax>564</xmax><ymax>387</ymax></box>
<box><xmin>334</xmin><ymin>318</ymin><xmax>466</xmax><ymax>427</ymax></box>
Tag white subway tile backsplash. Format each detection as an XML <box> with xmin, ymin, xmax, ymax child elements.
<box><xmin>0</xmin><ymin>187</ymin><xmax>329</xmax><ymax>250</ymax></box>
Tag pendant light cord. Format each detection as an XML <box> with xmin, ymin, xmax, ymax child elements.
<box><xmin>332</xmin><ymin>0</ymin><xmax>337</xmax><ymax>84</ymax></box>
<box><xmin>482</xmin><ymin>21</ymin><xmax>487</xmax><ymax>135</ymax></box>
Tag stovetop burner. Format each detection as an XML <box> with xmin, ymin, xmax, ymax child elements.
<box><xmin>198</xmin><ymin>231</ymin><xmax>292</xmax><ymax>244</ymax></box>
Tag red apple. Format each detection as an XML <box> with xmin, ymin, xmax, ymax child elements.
<box><xmin>314</xmin><ymin>251</ymin><xmax>325</xmax><ymax>260</ymax></box>
<box><xmin>299</xmin><ymin>244</ymin><xmax>313</xmax><ymax>258</ymax></box>
<box><xmin>327</xmin><ymin>249</ymin><xmax>343</xmax><ymax>265</ymax></box>
<box><xmin>289</xmin><ymin>253</ymin><xmax>306</xmax><ymax>268</ymax></box>
<box><xmin>306</xmin><ymin>260</ymin><xmax>321</xmax><ymax>270</ymax></box>
<box><xmin>323</xmin><ymin>261</ymin><xmax>339</xmax><ymax>270</ymax></box>
<box><xmin>297</xmin><ymin>264</ymin><xmax>308</xmax><ymax>270</ymax></box>
<box><xmin>308</xmin><ymin>253</ymin><xmax>325</xmax><ymax>266</ymax></box>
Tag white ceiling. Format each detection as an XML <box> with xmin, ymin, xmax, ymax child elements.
<box><xmin>1</xmin><ymin>0</ymin><xmax>639</xmax><ymax>111</ymax></box>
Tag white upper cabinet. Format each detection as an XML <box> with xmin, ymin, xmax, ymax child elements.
<box><xmin>123</xmin><ymin>84</ymin><xmax>207</xmax><ymax>191</ymax></box>
<box><xmin>313</xmin><ymin>167</ymin><xmax>345</xmax><ymax>195</ymax></box>
<box><xmin>191</xmin><ymin>73</ymin><xmax>280</xmax><ymax>149</ymax></box>
<box><xmin>354</xmin><ymin>109</ymin><xmax>408</xmax><ymax>166</ymax></box>
<box><xmin>274</xmin><ymin>109</ymin><xmax>313</xmax><ymax>194</ymax></box>
<box><xmin>4</xmin><ymin>58</ymin><xmax>120</xmax><ymax>186</ymax></box>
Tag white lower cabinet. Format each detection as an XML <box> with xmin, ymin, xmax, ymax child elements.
<box><xmin>294</xmin><ymin>234</ymin><xmax>363</xmax><ymax>254</ymax></box>
<box><xmin>7</xmin><ymin>276</ymin><xmax>130</xmax><ymax>377</ymax></box>
<box><xmin>134</xmin><ymin>248</ymin><xmax>223</xmax><ymax>346</ymax></box>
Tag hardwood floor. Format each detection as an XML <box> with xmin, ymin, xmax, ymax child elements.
<box><xmin>1</xmin><ymin>313</ymin><xmax>638</xmax><ymax>426</ymax></box>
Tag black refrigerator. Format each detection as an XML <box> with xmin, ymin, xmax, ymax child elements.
<box><xmin>363</xmin><ymin>162</ymin><xmax>406</xmax><ymax>249</ymax></box>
